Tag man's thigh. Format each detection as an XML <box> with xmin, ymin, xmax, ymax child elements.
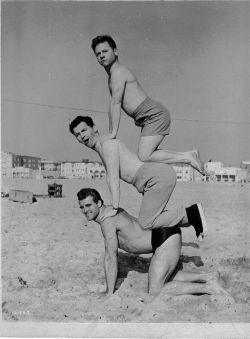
<box><xmin>138</xmin><ymin>163</ymin><xmax>176</xmax><ymax>229</ymax></box>
<box><xmin>148</xmin><ymin>234</ymin><xmax>181</xmax><ymax>292</ymax></box>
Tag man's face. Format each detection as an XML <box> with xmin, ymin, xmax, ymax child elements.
<box><xmin>73</xmin><ymin>122</ymin><xmax>95</xmax><ymax>148</ymax></box>
<box><xmin>79</xmin><ymin>196</ymin><xmax>101</xmax><ymax>221</ymax></box>
<box><xmin>94</xmin><ymin>42</ymin><xmax>117</xmax><ymax>68</ymax></box>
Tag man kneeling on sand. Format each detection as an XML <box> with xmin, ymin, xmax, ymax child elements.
<box><xmin>77</xmin><ymin>188</ymin><xmax>230</xmax><ymax>299</ymax></box>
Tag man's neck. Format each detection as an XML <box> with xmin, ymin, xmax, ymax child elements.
<box><xmin>91</xmin><ymin>132</ymin><xmax>102</xmax><ymax>154</ymax></box>
<box><xmin>95</xmin><ymin>205</ymin><xmax>107</xmax><ymax>224</ymax></box>
<box><xmin>105</xmin><ymin>57</ymin><xmax>119</xmax><ymax>75</ymax></box>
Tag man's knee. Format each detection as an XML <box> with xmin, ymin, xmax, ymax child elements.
<box><xmin>138</xmin><ymin>150</ymin><xmax>153</xmax><ymax>162</ymax></box>
<box><xmin>138</xmin><ymin>218</ymin><xmax>154</xmax><ymax>230</ymax></box>
<box><xmin>148</xmin><ymin>252</ymin><xmax>177</xmax><ymax>294</ymax></box>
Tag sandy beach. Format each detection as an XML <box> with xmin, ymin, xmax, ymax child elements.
<box><xmin>1</xmin><ymin>178</ymin><xmax>250</xmax><ymax>324</ymax></box>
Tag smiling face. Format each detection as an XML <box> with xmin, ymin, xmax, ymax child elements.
<box><xmin>73</xmin><ymin>121</ymin><xmax>95</xmax><ymax>148</ymax></box>
<box><xmin>79</xmin><ymin>195</ymin><xmax>102</xmax><ymax>221</ymax></box>
<box><xmin>94</xmin><ymin>41</ymin><xmax>117</xmax><ymax>68</ymax></box>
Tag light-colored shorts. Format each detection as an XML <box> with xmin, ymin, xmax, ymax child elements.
<box><xmin>133</xmin><ymin>97</ymin><xmax>171</xmax><ymax>137</ymax></box>
<box><xmin>132</xmin><ymin>162</ymin><xmax>177</xmax><ymax>229</ymax></box>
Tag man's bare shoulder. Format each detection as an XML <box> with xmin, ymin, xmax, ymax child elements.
<box><xmin>100</xmin><ymin>212</ymin><xmax>118</xmax><ymax>232</ymax></box>
<box><xmin>111</xmin><ymin>63</ymin><xmax>135</xmax><ymax>80</ymax></box>
<box><xmin>101</xmin><ymin>208</ymin><xmax>134</xmax><ymax>228</ymax></box>
<box><xmin>102</xmin><ymin>138</ymin><xmax>124</xmax><ymax>149</ymax></box>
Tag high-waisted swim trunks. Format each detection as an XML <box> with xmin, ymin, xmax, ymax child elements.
<box><xmin>132</xmin><ymin>162</ymin><xmax>178</xmax><ymax>229</ymax></box>
<box><xmin>151</xmin><ymin>227</ymin><xmax>181</xmax><ymax>254</ymax></box>
<box><xmin>132</xmin><ymin>97</ymin><xmax>171</xmax><ymax>137</ymax></box>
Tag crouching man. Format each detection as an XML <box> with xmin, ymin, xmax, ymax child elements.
<box><xmin>77</xmin><ymin>188</ymin><xmax>230</xmax><ymax>299</ymax></box>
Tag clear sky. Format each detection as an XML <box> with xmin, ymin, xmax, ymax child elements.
<box><xmin>1</xmin><ymin>1</ymin><xmax>250</xmax><ymax>166</ymax></box>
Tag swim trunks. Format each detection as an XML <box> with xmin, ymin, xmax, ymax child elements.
<box><xmin>132</xmin><ymin>97</ymin><xmax>171</xmax><ymax>137</ymax></box>
<box><xmin>151</xmin><ymin>226</ymin><xmax>181</xmax><ymax>254</ymax></box>
<box><xmin>132</xmin><ymin>162</ymin><xmax>186</xmax><ymax>230</ymax></box>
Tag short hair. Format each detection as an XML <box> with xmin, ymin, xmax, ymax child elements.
<box><xmin>91</xmin><ymin>35</ymin><xmax>117</xmax><ymax>52</ymax></box>
<box><xmin>69</xmin><ymin>116</ymin><xmax>94</xmax><ymax>135</ymax></box>
<box><xmin>77</xmin><ymin>188</ymin><xmax>104</xmax><ymax>205</ymax></box>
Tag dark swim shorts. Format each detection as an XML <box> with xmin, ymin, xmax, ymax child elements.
<box><xmin>151</xmin><ymin>227</ymin><xmax>181</xmax><ymax>254</ymax></box>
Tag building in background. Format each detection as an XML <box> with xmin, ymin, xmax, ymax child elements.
<box><xmin>85</xmin><ymin>162</ymin><xmax>106</xmax><ymax>179</ymax></box>
<box><xmin>60</xmin><ymin>161</ymin><xmax>106</xmax><ymax>179</ymax></box>
<box><xmin>241</xmin><ymin>161</ymin><xmax>250</xmax><ymax>181</ymax></box>
<box><xmin>13</xmin><ymin>154</ymin><xmax>41</xmax><ymax>170</ymax></box>
<box><xmin>41</xmin><ymin>160</ymin><xmax>61</xmax><ymax>178</ymax></box>
<box><xmin>172</xmin><ymin>164</ymin><xmax>194</xmax><ymax>182</ymax></box>
<box><xmin>3</xmin><ymin>150</ymin><xmax>248</xmax><ymax>183</ymax></box>
<box><xmin>1</xmin><ymin>151</ymin><xmax>14</xmax><ymax>177</ymax></box>
<box><xmin>10</xmin><ymin>166</ymin><xmax>31</xmax><ymax>178</ymax></box>
<box><xmin>203</xmin><ymin>161</ymin><xmax>248</xmax><ymax>183</ymax></box>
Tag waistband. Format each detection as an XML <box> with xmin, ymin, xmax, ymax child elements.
<box><xmin>133</xmin><ymin>97</ymin><xmax>154</xmax><ymax>118</ymax></box>
<box><xmin>132</xmin><ymin>163</ymin><xmax>148</xmax><ymax>187</ymax></box>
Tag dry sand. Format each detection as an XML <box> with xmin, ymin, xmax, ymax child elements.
<box><xmin>1</xmin><ymin>178</ymin><xmax>250</xmax><ymax>324</ymax></box>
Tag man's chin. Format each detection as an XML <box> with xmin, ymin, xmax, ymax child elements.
<box><xmin>86</xmin><ymin>216</ymin><xmax>96</xmax><ymax>221</ymax></box>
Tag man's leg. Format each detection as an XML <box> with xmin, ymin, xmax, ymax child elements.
<box><xmin>138</xmin><ymin>163</ymin><xmax>186</xmax><ymax>230</ymax></box>
<box><xmin>148</xmin><ymin>234</ymin><xmax>231</xmax><ymax>299</ymax></box>
<box><xmin>148</xmin><ymin>233</ymin><xmax>181</xmax><ymax>296</ymax></box>
<box><xmin>137</xmin><ymin>163</ymin><xmax>207</xmax><ymax>239</ymax></box>
<box><xmin>138</xmin><ymin>135</ymin><xmax>204</xmax><ymax>175</ymax></box>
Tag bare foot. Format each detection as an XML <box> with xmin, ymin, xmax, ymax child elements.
<box><xmin>210</xmin><ymin>271</ymin><xmax>220</xmax><ymax>282</ymax></box>
<box><xmin>189</xmin><ymin>150</ymin><xmax>206</xmax><ymax>175</ymax></box>
<box><xmin>206</xmin><ymin>279</ymin><xmax>234</xmax><ymax>300</ymax></box>
<box><xmin>200</xmin><ymin>271</ymin><xmax>220</xmax><ymax>282</ymax></box>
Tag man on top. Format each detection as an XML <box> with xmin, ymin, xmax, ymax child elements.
<box><xmin>91</xmin><ymin>34</ymin><xmax>204</xmax><ymax>175</ymax></box>
<box><xmin>69</xmin><ymin>115</ymin><xmax>207</xmax><ymax>239</ymax></box>
<box><xmin>77</xmin><ymin>188</ymin><xmax>229</xmax><ymax>299</ymax></box>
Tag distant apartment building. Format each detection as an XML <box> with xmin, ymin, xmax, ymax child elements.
<box><xmin>41</xmin><ymin>160</ymin><xmax>61</xmax><ymax>178</ymax></box>
<box><xmin>204</xmin><ymin>161</ymin><xmax>248</xmax><ymax>183</ymax></box>
<box><xmin>13</xmin><ymin>154</ymin><xmax>41</xmax><ymax>170</ymax></box>
<box><xmin>205</xmin><ymin>161</ymin><xmax>224</xmax><ymax>173</ymax></box>
<box><xmin>1</xmin><ymin>151</ymin><xmax>14</xmax><ymax>177</ymax></box>
<box><xmin>61</xmin><ymin>162</ymin><xmax>87</xmax><ymax>179</ymax></box>
<box><xmin>86</xmin><ymin>162</ymin><xmax>106</xmax><ymax>179</ymax></box>
<box><xmin>10</xmin><ymin>166</ymin><xmax>31</xmax><ymax>178</ymax></box>
<box><xmin>241</xmin><ymin>161</ymin><xmax>250</xmax><ymax>181</ymax></box>
<box><xmin>172</xmin><ymin>164</ymin><xmax>194</xmax><ymax>182</ymax></box>
<box><xmin>60</xmin><ymin>161</ymin><xmax>106</xmax><ymax>179</ymax></box>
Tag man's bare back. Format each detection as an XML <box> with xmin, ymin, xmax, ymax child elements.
<box><xmin>100</xmin><ymin>138</ymin><xmax>143</xmax><ymax>184</ymax></box>
<box><xmin>102</xmin><ymin>207</ymin><xmax>152</xmax><ymax>254</ymax></box>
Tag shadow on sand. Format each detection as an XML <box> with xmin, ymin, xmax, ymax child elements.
<box><xmin>116</xmin><ymin>249</ymin><xmax>204</xmax><ymax>290</ymax></box>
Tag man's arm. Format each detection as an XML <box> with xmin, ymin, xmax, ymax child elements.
<box><xmin>108</xmin><ymin>70</ymin><xmax>126</xmax><ymax>138</ymax></box>
<box><xmin>100</xmin><ymin>218</ymin><xmax>119</xmax><ymax>295</ymax></box>
<box><xmin>102</xmin><ymin>140</ymin><xmax>120</xmax><ymax>210</ymax></box>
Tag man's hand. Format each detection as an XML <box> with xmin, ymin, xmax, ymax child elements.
<box><xmin>100</xmin><ymin>206</ymin><xmax>118</xmax><ymax>222</ymax></box>
<box><xmin>99</xmin><ymin>134</ymin><xmax>115</xmax><ymax>144</ymax></box>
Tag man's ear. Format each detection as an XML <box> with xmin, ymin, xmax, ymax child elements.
<box><xmin>97</xmin><ymin>200</ymin><xmax>102</xmax><ymax>208</ymax></box>
<box><xmin>93</xmin><ymin>124</ymin><xmax>98</xmax><ymax>133</ymax></box>
<box><xmin>114</xmin><ymin>48</ymin><xmax>118</xmax><ymax>57</ymax></box>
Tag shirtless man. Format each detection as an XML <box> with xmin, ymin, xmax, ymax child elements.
<box><xmin>91</xmin><ymin>35</ymin><xmax>204</xmax><ymax>175</ymax></box>
<box><xmin>69</xmin><ymin>115</ymin><xmax>207</xmax><ymax>239</ymax></box>
<box><xmin>77</xmin><ymin>188</ymin><xmax>228</xmax><ymax>298</ymax></box>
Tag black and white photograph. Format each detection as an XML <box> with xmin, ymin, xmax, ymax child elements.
<box><xmin>1</xmin><ymin>0</ymin><xmax>250</xmax><ymax>337</ymax></box>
